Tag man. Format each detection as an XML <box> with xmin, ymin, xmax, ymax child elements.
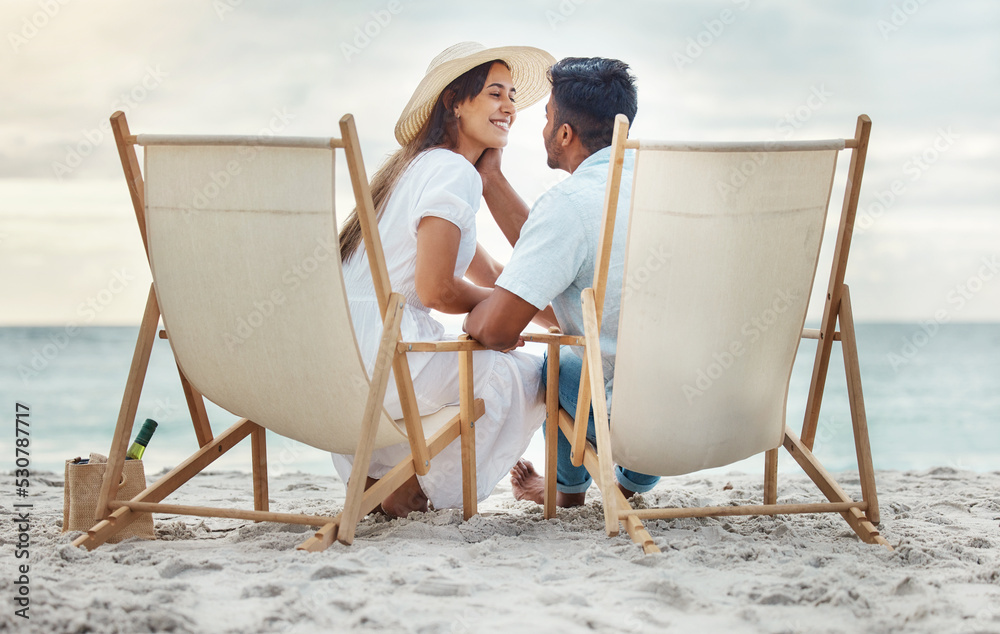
<box><xmin>464</xmin><ymin>57</ymin><xmax>659</xmax><ymax>507</ymax></box>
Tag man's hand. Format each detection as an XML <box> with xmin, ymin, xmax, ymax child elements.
<box><xmin>500</xmin><ymin>336</ymin><xmax>526</xmax><ymax>353</ymax></box>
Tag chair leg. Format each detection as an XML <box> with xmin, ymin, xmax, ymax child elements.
<box><xmin>177</xmin><ymin>361</ymin><xmax>213</xmax><ymax>447</ymax></box>
<box><xmin>298</xmin><ymin>522</ymin><xmax>341</xmax><ymax>552</ymax></box>
<box><xmin>569</xmin><ymin>357</ymin><xmax>592</xmax><ymax>468</ymax></box>
<box><xmin>802</xmin><ymin>115</ymin><xmax>872</xmax><ymax>450</ymax></box>
<box><xmin>251</xmin><ymin>424</ymin><xmax>268</xmax><ymax>514</ymax></box>
<box><xmin>571</xmin><ymin>429</ymin><xmax>657</xmax><ymax>553</ymax></box>
<box><xmin>623</xmin><ymin>515</ymin><xmax>659</xmax><ymax>554</ymax></box>
<box><xmin>581</xmin><ymin>289</ymin><xmax>619</xmax><ymax>537</ymax></box>
<box><xmin>338</xmin><ymin>403</ymin><xmax>390</xmax><ymax>546</ymax></box>
<box><xmin>459</xmin><ymin>348</ymin><xmax>478</xmax><ymax>520</ymax></box>
<box><xmin>543</xmin><ymin>342</ymin><xmax>561</xmax><ymax>520</ymax></box>
<box><xmin>783</xmin><ymin>427</ymin><xmax>890</xmax><ymax>549</ymax></box>
<box><xmin>764</xmin><ymin>448</ymin><xmax>778</xmax><ymax>505</ymax></box>
<box><xmin>338</xmin><ymin>297</ymin><xmax>405</xmax><ymax>545</ymax></box>
<box><xmin>838</xmin><ymin>286</ymin><xmax>880</xmax><ymax>524</ymax></box>
<box><xmin>95</xmin><ymin>284</ymin><xmax>160</xmax><ymax>522</ymax></box>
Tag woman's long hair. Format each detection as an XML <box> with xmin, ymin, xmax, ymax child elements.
<box><xmin>339</xmin><ymin>59</ymin><xmax>508</xmax><ymax>262</ymax></box>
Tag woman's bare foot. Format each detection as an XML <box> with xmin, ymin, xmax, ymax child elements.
<box><xmin>379</xmin><ymin>474</ymin><xmax>428</xmax><ymax>518</ymax></box>
<box><xmin>510</xmin><ymin>459</ymin><xmax>587</xmax><ymax>508</ymax></box>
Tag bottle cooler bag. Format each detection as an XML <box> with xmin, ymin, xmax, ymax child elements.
<box><xmin>63</xmin><ymin>453</ymin><xmax>155</xmax><ymax>542</ymax></box>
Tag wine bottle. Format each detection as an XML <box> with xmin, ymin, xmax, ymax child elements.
<box><xmin>126</xmin><ymin>418</ymin><xmax>158</xmax><ymax>460</ymax></box>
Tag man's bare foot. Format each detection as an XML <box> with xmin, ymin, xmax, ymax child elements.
<box><xmin>617</xmin><ymin>481</ymin><xmax>637</xmax><ymax>501</ymax></box>
<box><xmin>380</xmin><ymin>474</ymin><xmax>428</xmax><ymax>518</ymax></box>
<box><xmin>510</xmin><ymin>459</ymin><xmax>587</xmax><ymax>507</ymax></box>
<box><xmin>510</xmin><ymin>459</ymin><xmax>545</xmax><ymax>504</ymax></box>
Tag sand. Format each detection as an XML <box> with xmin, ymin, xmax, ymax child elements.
<box><xmin>2</xmin><ymin>467</ymin><xmax>998</xmax><ymax>633</ymax></box>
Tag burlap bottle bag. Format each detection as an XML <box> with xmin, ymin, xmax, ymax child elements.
<box><xmin>63</xmin><ymin>453</ymin><xmax>155</xmax><ymax>542</ymax></box>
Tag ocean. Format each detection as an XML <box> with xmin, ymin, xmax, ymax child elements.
<box><xmin>3</xmin><ymin>324</ymin><xmax>998</xmax><ymax>479</ymax></box>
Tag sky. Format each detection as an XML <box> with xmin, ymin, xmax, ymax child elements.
<box><xmin>1</xmin><ymin>0</ymin><xmax>998</xmax><ymax>325</ymax></box>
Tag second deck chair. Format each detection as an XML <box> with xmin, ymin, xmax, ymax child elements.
<box><xmin>541</xmin><ymin>114</ymin><xmax>891</xmax><ymax>553</ymax></box>
<box><xmin>72</xmin><ymin>112</ymin><xmax>484</xmax><ymax>553</ymax></box>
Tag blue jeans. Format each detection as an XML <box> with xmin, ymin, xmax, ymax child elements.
<box><xmin>541</xmin><ymin>351</ymin><xmax>660</xmax><ymax>495</ymax></box>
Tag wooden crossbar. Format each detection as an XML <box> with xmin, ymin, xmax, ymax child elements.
<box><xmin>626</xmin><ymin>138</ymin><xmax>851</xmax><ymax>151</ymax></box>
<box><xmin>621</xmin><ymin>501</ymin><xmax>864</xmax><ymax>521</ymax></box>
<box><xmin>109</xmin><ymin>501</ymin><xmax>337</xmax><ymax>526</ymax></box>
<box><xmin>132</xmin><ymin>134</ymin><xmax>345</xmax><ymax>149</ymax></box>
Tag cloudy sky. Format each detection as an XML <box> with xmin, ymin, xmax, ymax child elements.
<box><xmin>1</xmin><ymin>0</ymin><xmax>998</xmax><ymax>324</ymax></box>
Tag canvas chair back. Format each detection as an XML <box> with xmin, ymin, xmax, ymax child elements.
<box><xmin>141</xmin><ymin>137</ymin><xmax>407</xmax><ymax>453</ymax></box>
<box><xmin>610</xmin><ymin>140</ymin><xmax>842</xmax><ymax>476</ymax></box>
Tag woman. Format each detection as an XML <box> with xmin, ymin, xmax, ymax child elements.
<box><xmin>331</xmin><ymin>42</ymin><xmax>556</xmax><ymax>517</ymax></box>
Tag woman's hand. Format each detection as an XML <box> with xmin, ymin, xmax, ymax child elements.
<box><xmin>475</xmin><ymin>148</ymin><xmax>530</xmax><ymax>247</ymax></box>
<box><xmin>475</xmin><ymin>148</ymin><xmax>504</xmax><ymax>191</ymax></box>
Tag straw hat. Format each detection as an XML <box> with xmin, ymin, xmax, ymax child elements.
<box><xmin>394</xmin><ymin>42</ymin><xmax>556</xmax><ymax>146</ymax></box>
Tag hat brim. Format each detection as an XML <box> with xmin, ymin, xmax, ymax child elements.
<box><xmin>395</xmin><ymin>45</ymin><xmax>556</xmax><ymax>146</ymax></box>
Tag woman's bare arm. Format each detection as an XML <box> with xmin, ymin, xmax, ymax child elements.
<box><xmin>476</xmin><ymin>148</ymin><xmax>531</xmax><ymax>247</ymax></box>
<box><xmin>414</xmin><ymin>217</ymin><xmax>491</xmax><ymax>314</ymax></box>
<box><xmin>532</xmin><ymin>305</ymin><xmax>560</xmax><ymax>330</ymax></box>
<box><xmin>465</xmin><ymin>242</ymin><xmax>503</xmax><ymax>288</ymax></box>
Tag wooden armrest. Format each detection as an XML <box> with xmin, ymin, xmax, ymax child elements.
<box><xmin>397</xmin><ymin>338</ymin><xmax>488</xmax><ymax>353</ymax></box>
<box><xmin>398</xmin><ymin>333</ymin><xmax>584</xmax><ymax>353</ymax></box>
<box><xmin>521</xmin><ymin>333</ymin><xmax>586</xmax><ymax>346</ymax></box>
<box><xmin>801</xmin><ymin>328</ymin><xmax>841</xmax><ymax>341</ymax></box>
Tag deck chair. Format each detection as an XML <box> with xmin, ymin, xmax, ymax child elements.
<box><xmin>540</xmin><ymin>114</ymin><xmax>892</xmax><ymax>553</ymax></box>
<box><xmin>72</xmin><ymin>112</ymin><xmax>485</xmax><ymax>553</ymax></box>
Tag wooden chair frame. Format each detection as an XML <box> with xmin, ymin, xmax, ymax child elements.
<box><xmin>541</xmin><ymin>114</ymin><xmax>892</xmax><ymax>554</ymax></box>
<box><xmin>72</xmin><ymin>112</ymin><xmax>485</xmax><ymax>553</ymax></box>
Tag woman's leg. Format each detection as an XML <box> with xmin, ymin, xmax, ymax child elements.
<box><xmin>334</xmin><ymin>346</ymin><xmax>544</xmax><ymax>512</ymax></box>
<box><xmin>413</xmin><ymin>348</ymin><xmax>545</xmax><ymax>509</ymax></box>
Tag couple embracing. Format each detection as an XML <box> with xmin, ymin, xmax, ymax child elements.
<box><xmin>331</xmin><ymin>42</ymin><xmax>659</xmax><ymax>517</ymax></box>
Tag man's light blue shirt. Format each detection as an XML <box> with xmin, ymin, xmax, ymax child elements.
<box><xmin>496</xmin><ymin>146</ymin><xmax>634</xmax><ymax>406</ymax></box>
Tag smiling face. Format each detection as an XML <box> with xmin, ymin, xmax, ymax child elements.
<box><xmin>452</xmin><ymin>62</ymin><xmax>517</xmax><ymax>159</ymax></box>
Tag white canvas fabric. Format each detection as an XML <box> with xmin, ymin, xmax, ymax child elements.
<box><xmin>143</xmin><ymin>141</ymin><xmax>412</xmax><ymax>454</ymax></box>
<box><xmin>610</xmin><ymin>147</ymin><xmax>839</xmax><ymax>476</ymax></box>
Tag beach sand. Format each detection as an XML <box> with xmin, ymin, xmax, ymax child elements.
<box><xmin>4</xmin><ymin>467</ymin><xmax>999</xmax><ymax>633</ymax></box>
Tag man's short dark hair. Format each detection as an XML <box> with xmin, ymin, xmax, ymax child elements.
<box><xmin>548</xmin><ymin>57</ymin><xmax>638</xmax><ymax>154</ymax></box>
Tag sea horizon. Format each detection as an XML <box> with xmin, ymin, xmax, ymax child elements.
<box><xmin>3</xmin><ymin>322</ymin><xmax>998</xmax><ymax>479</ymax></box>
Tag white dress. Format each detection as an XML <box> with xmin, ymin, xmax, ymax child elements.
<box><xmin>331</xmin><ymin>148</ymin><xmax>546</xmax><ymax>509</ymax></box>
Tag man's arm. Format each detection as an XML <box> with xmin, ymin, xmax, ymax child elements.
<box><xmin>476</xmin><ymin>148</ymin><xmax>531</xmax><ymax>247</ymax></box>
<box><xmin>464</xmin><ymin>287</ymin><xmax>540</xmax><ymax>351</ymax></box>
